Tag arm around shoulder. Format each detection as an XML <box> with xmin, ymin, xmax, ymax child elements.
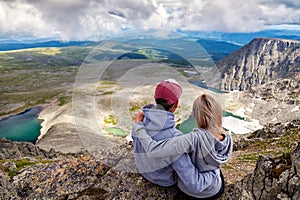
<box><xmin>172</xmin><ymin>154</ymin><xmax>217</xmax><ymax>193</ymax></box>
<box><xmin>133</xmin><ymin>123</ymin><xmax>196</xmax><ymax>158</ymax></box>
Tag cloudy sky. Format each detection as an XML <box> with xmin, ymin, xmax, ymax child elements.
<box><xmin>0</xmin><ymin>0</ymin><xmax>300</xmax><ymax>41</ymax></box>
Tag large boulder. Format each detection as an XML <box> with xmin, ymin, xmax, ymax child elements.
<box><xmin>221</xmin><ymin>142</ymin><xmax>300</xmax><ymax>200</ymax></box>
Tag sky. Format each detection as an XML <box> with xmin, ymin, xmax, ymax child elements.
<box><xmin>0</xmin><ymin>0</ymin><xmax>300</xmax><ymax>41</ymax></box>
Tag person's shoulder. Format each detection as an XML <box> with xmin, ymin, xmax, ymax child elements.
<box><xmin>190</xmin><ymin>128</ymin><xmax>205</xmax><ymax>135</ymax></box>
<box><xmin>177</xmin><ymin>128</ymin><xmax>201</xmax><ymax>141</ymax></box>
<box><xmin>170</xmin><ymin>128</ymin><xmax>182</xmax><ymax>136</ymax></box>
<box><xmin>222</xmin><ymin>131</ymin><xmax>233</xmax><ymax>141</ymax></box>
<box><xmin>189</xmin><ymin>128</ymin><xmax>211</xmax><ymax>139</ymax></box>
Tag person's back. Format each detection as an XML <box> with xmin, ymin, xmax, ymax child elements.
<box><xmin>132</xmin><ymin>103</ymin><xmax>182</xmax><ymax>186</ymax></box>
<box><xmin>132</xmin><ymin>79</ymin><xmax>183</xmax><ymax>186</ymax></box>
<box><xmin>189</xmin><ymin>94</ymin><xmax>232</xmax><ymax>171</ymax></box>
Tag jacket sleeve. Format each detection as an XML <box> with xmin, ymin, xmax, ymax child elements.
<box><xmin>172</xmin><ymin>154</ymin><xmax>217</xmax><ymax>193</ymax></box>
<box><xmin>132</xmin><ymin>122</ymin><xmax>195</xmax><ymax>158</ymax></box>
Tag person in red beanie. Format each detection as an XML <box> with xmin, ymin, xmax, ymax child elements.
<box><xmin>132</xmin><ymin>79</ymin><xmax>217</xmax><ymax>195</ymax></box>
<box><xmin>154</xmin><ymin>79</ymin><xmax>182</xmax><ymax>112</ymax></box>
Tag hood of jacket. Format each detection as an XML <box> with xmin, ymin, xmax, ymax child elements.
<box><xmin>142</xmin><ymin>104</ymin><xmax>175</xmax><ymax>132</ymax></box>
<box><xmin>191</xmin><ymin>128</ymin><xmax>233</xmax><ymax>171</ymax></box>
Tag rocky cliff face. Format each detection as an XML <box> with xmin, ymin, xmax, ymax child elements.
<box><xmin>218</xmin><ymin>38</ymin><xmax>300</xmax><ymax>91</ymax></box>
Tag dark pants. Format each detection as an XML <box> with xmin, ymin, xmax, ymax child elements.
<box><xmin>174</xmin><ymin>171</ymin><xmax>225</xmax><ymax>200</ymax></box>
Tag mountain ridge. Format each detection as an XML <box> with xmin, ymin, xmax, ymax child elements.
<box><xmin>217</xmin><ymin>37</ymin><xmax>300</xmax><ymax>91</ymax></box>
<box><xmin>197</xmin><ymin>39</ymin><xmax>241</xmax><ymax>61</ymax></box>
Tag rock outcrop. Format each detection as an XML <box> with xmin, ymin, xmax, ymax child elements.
<box><xmin>221</xmin><ymin>142</ymin><xmax>300</xmax><ymax>200</ymax></box>
<box><xmin>232</xmin><ymin>119</ymin><xmax>300</xmax><ymax>151</ymax></box>
<box><xmin>36</xmin><ymin>103</ymin><xmax>87</xmax><ymax>154</ymax></box>
<box><xmin>0</xmin><ymin>138</ymin><xmax>178</xmax><ymax>199</ymax></box>
<box><xmin>0</xmin><ymin>162</ymin><xmax>18</xmax><ymax>199</ymax></box>
<box><xmin>218</xmin><ymin>38</ymin><xmax>300</xmax><ymax>91</ymax></box>
<box><xmin>225</xmin><ymin>72</ymin><xmax>300</xmax><ymax>126</ymax></box>
<box><xmin>221</xmin><ymin>119</ymin><xmax>300</xmax><ymax>200</ymax></box>
<box><xmin>0</xmin><ymin>138</ymin><xmax>56</xmax><ymax>160</ymax></box>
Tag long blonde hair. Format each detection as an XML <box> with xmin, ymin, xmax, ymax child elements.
<box><xmin>192</xmin><ymin>94</ymin><xmax>223</xmax><ymax>134</ymax></box>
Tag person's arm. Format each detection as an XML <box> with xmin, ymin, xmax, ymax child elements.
<box><xmin>172</xmin><ymin>154</ymin><xmax>217</xmax><ymax>193</ymax></box>
<box><xmin>132</xmin><ymin>122</ymin><xmax>195</xmax><ymax>158</ymax></box>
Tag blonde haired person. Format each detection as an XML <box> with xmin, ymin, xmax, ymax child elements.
<box><xmin>133</xmin><ymin>94</ymin><xmax>233</xmax><ymax>199</ymax></box>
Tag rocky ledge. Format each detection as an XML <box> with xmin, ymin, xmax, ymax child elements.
<box><xmin>1</xmin><ymin>119</ymin><xmax>300</xmax><ymax>199</ymax></box>
<box><xmin>0</xmin><ymin>138</ymin><xmax>177</xmax><ymax>199</ymax></box>
<box><xmin>221</xmin><ymin>119</ymin><xmax>300</xmax><ymax>200</ymax></box>
<box><xmin>222</xmin><ymin>148</ymin><xmax>300</xmax><ymax>200</ymax></box>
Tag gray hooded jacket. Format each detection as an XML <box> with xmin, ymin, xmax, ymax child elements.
<box><xmin>133</xmin><ymin>117</ymin><xmax>233</xmax><ymax>198</ymax></box>
<box><xmin>132</xmin><ymin>105</ymin><xmax>219</xmax><ymax>196</ymax></box>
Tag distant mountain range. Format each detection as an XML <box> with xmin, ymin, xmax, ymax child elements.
<box><xmin>0</xmin><ymin>41</ymin><xmax>96</xmax><ymax>51</ymax></box>
<box><xmin>1</xmin><ymin>28</ymin><xmax>299</xmax><ymax>51</ymax></box>
<box><xmin>182</xmin><ymin>29</ymin><xmax>300</xmax><ymax>45</ymax></box>
<box><xmin>0</xmin><ymin>38</ymin><xmax>239</xmax><ymax>62</ymax></box>
<box><xmin>115</xmin><ymin>38</ymin><xmax>242</xmax><ymax>62</ymax></box>
<box><xmin>1</xmin><ymin>28</ymin><xmax>299</xmax><ymax>62</ymax></box>
<box><xmin>1</xmin><ymin>35</ymin><xmax>299</xmax><ymax>93</ymax></box>
<box><xmin>197</xmin><ymin>39</ymin><xmax>241</xmax><ymax>61</ymax></box>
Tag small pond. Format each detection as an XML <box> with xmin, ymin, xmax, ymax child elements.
<box><xmin>0</xmin><ymin>107</ymin><xmax>43</xmax><ymax>143</ymax></box>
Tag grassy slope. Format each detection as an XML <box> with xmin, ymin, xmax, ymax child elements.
<box><xmin>0</xmin><ymin>45</ymin><xmax>176</xmax><ymax>116</ymax></box>
<box><xmin>0</xmin><ymin>47</ymin><xmax>91</xmax><ymax>116</ymax></box>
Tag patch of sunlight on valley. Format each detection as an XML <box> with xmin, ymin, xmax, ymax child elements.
<box><xmin>0</xmin><ymin>47</ymin><xmax>61</xmax><ymax>55</ymax></box>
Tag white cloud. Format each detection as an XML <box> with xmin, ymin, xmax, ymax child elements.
<box><xmin>261</xmin><ymin>0</ymin><xmax>300</xmax><ymax>8</ymax></box>
<box><xmin>260</xmin><ymin>3</ymin><xmax>300</xmax><ymax>25</ymax></box>
<box><xmin>0</xmin><ymin>0</ymin><xmax>299</xmax><ymax>40</ymax></box>
<box><xmin>168</xmin><ymin>0</ymin><xmax>265</xmax><ymax>32</ymax></box>
<box><xmin>0</xmin><ymin>0</ymin><xmax>55</xmax><ymax>38</ymax></box>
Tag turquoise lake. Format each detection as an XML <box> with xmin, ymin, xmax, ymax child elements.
<box><xmin>0</xmin><ymin>107</ymin><xmax>43</xmax><ymax>143</ymax></box>
<box><xmin>176</xmin><ymin>111</ymin><xmax>244</xmax><ymax>134</ymax></box>
<box><xmin>190</xmin><ymin>81</ymin><xmax>226</xmax><ymax>94</ymax></box>
<box><xmin>176</xmin><ymin>81</ymin><xmax>243</xmax><ymax>133</ymax></box>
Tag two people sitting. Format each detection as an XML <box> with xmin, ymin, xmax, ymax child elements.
<box><xmin>132</xmin><ymin>79</ymin><xmax>233</xmax><ymax>199</ymax></box>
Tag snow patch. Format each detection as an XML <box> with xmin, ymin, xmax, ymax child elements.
<box><xmin>271</xmin><ymin>117</ymin><xmax>277</xmax><ymax>122</ymax></box>
<box><xmin>235</xmin><ymin>107</ymin><xmax>246</xmax><ymax>117</ymax></box>
<box><xmin>223</xmin><ymin>116</ymin><xmax>263</xmax><ymax>134</ymax></box>
<box><xmin>126</xmin><ymin>134</ymin><xmax>133</xmax><ymax>142</ymax></box>
<box><xmin>184</xmin><ymin>70</ymin><xmax>198</xmax><ymax>75</ymax></box>
<box><xmin>291</xmin><ymin>106</ymin><xmax>299</xmax><ymax>112</ymax></box>
<box><xmin>245</xmin><ymin>107</ymin><xmax>253</xmax><ymax>113</ymax></box>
